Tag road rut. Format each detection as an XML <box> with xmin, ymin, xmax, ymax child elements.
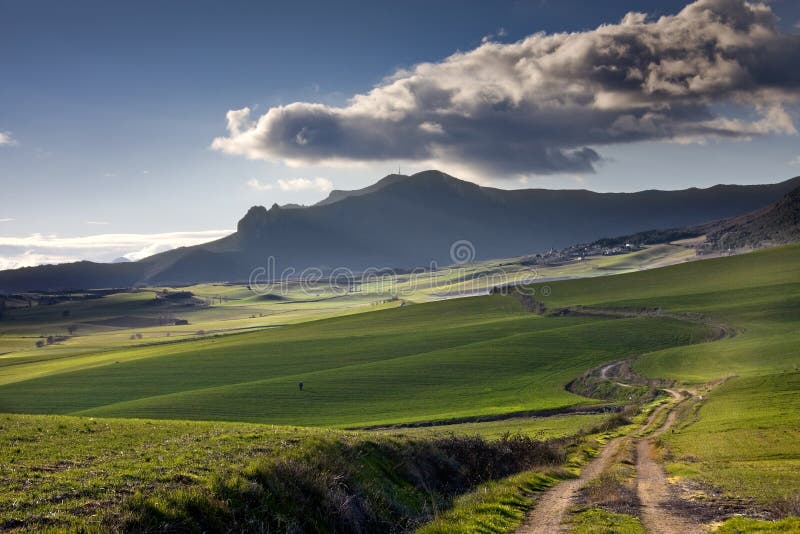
<box><xmin>636</xmin><ymin>393</ymin><xmax>705</xmax><ymax>534</ymax></box>
<box><xmin>517</xmin><ymin>437</ymin><xmax>623</xmax><ymax>533</ymax></box>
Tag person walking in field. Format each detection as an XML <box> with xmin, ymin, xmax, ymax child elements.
<box><xmin>298</xmin><ymin>381</ymin><xmax>304</xmax><ymax>391</ymax></box>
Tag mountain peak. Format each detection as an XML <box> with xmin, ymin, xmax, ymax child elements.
<box><xmin>236</xmin><ymin>205</ymin><xmax>271</xmax><ymax>237</ymax></box>
<box><xmin>315</xmin><ymin>170</ymin><xmax>479</xmax><ymax>207</ymax></box>
<box><xmin>405</xmin><ymin>170</ymin><xmax>481</xmax><ymax>192</ymax></box>
<box><xmin>315</xmin><ymin>173</ymin><xmax>410</xmax><ymax>206</ymax></box>
<box><xmin>4</xmin><ymin>171</ymin><xmax>800</xmax><ymax>291</ymax></box>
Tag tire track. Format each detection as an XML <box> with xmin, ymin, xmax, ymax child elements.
<box><xmin>636</xmin><ymin>391</ymin><xmax>705</xmax><ymax>534</ymax></box>
<box><xmin>517</xmin><ymin>437</ymin><xmax>623</xmax><ymax>533</ymax></box>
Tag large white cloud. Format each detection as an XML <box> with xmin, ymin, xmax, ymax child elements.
<box><xmin>212</xmin><ymin>0</ymin><xmax>800</xmax><ymax>177</ymax></box>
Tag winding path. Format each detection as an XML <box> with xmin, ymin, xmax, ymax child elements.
<box><xmin>598</xmin><ymin>360</ymin><xmax>634</xmax><ymax>388</ymax></box>
<box><xmin>517</xmin><ymin>308</ymin><xmax>734</xmax><ymax>532</ymax></box>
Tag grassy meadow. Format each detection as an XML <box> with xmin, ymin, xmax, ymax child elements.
<box><xmin>1</xmin><ymin>242</ymin><xmax>798</xmax><ymax>530</ymax></box>
<box><xmin>0</xmin><ymin>295</ymin><xmax>708</xmax><ymax>426</ymax></box>
<box><xmin>0</xmin><ymin>412</ymin><xmax>577</xmax><ymax>531</ymax></box>
<box><xmin>531</xmin><ymin>243</ymin><xmax>800</xmax><ymax>510</ymax></box>
<box><xmin>0</xmin><ymin>242</ymin><xmax>694</xmax><ymax>370</ymax></box>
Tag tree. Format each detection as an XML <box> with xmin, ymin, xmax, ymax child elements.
<box><xmin>35</xmin><ymin>340</ymin><xmax>44</xmax><ymax>348</ymax></box>
<box><xmin>67</xmin><ymin>325</ymin><xmax>78</xmax><ymax>336</ymax></box>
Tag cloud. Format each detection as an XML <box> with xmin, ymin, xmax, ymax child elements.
<box><xmin>0</xmin><ymin>218</ymin><xmax>14</xmax><ymax>223</ymax></box>
<box><xmin>0</xmin><ymin>229</ymin><xmax>232</xmax><ymax>268</ymax></box>
<box><xmin>123</xmin><ymin>243</ymin><xmax>178</xmax><ymax>262</ymax></box>
<box><xmin>481</xmin><ymin>27</ymin><xmax>509</xmax><ymax>44</ymax></box>
<box><xmin>0</xmin><ymin>251</ymin><xmax>77</xmax><ymax>270</ymax></box>
<box><xmin>0</xmin><ymin>230</ymin><xmax>231</xmax><ymax>251</ymax></box>
<box><xmin>86</xmin><ymin>221</ymin><xmax>109</xmax><ymax>225</ymax></box>
<box><xmin>0</xmin><ymin>131</ymin><xmax>17</xmax><ymax>146</ymax></box>
<box><xmin>246</xmin><ymin>178</ymin><xmax>273</xmax><ymax>191</ymax></box>
<box><xmin>247</xmin><ymin>177</ymin><xmax>333</xmax><ymax>193</ymax></box>
<box><xmin>212</xmin><ymin>0</ymin><xmax>800</xmax><ymax>177</ymax></box>
<box><xmin>789</xmin><ymin>155</ymin><xmax>800</xmax><ymax>166</ymax></box>
<box><xmin>277</xmin><ymin>177</ymin><xmax>334</xmax><ymax>192</ymax></box>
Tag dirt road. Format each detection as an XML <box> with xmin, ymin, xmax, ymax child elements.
<box><xmin>636</xmin><ymin>392</ymin><xmax>705</xmax><ymax>534</ymax></box>
<box><xmin>517</xmin><ymin>437</ymin><xmax>623</xmax><ymax>533</ymax></box>
<box><xmin>518</xmin><ymin>391</ymin><xmax>703</xmax><ymax>533</ymax></box>
<box><xmin>598</xmin><ymin>360</ymin><xmax>634</xmax><ymax>388</ymax></box>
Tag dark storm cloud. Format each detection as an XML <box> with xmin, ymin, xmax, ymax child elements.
<box><xmin>212</xmin><ymin>0</ymin><xmax>800</xmax><ymax>176</ymax></box>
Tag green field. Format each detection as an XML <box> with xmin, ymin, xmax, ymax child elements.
<box><xmin>0</xmin><ymin>401</ymin><xmax>628</xmax><ymax>532</ymax></box>
<box><xmin>663</xmin><ymin>373</ymin><xmax>800</xmax><ymax>504</ymax></box>
<box><xmin>0</xmin><ymin>412</ymin><xmax>582</xmax><ymax>531</ymax></box>
<box><xmin>530</xmin><ymin>244</ymin><xmax>800</xmax><ymax>508</ymax></box>
<box><xmin>0</xmin><ymin>244</ymin><xmax>708</xmax><ymax>429</ymax></box>
<box><xmin>0</xmin><ymin>294</ymin><xmax>707</xmax><ymax>427</ymax></box>
<box><xmin>1</xmin><ymin>243</ymin><xmax>798</xmax><ymax>530</ymax></box>
<box><xmin>0</xmin><ymin>242</ymin><xmax>695</xmax><ymax>371</ymax></box>
<box><xmin>379</xmin><ymin>413</ymin><xmax>608</xmax><ymax>440</ymax></box>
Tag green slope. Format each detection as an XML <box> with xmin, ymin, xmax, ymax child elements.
<box><xmin>528</xmin><ymin>243</ymin><xmax>800</xmax><ymax>506</ymax></box>
<box><xmin>1</xmin><ymin>243</ymin><xmax>799</xmax><ymax>529</ymax></box>
<box><xmin>0</xmin><ymin>295</ymin><xmax>706</xmax><ymax>427</ymax></box>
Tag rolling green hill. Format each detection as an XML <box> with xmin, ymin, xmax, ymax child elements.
<box><xmin>1</xmin><ymin>243</ymin><xmax>799</xmax><ymax>531</ymax></box>
<box><xmin>0</xmin><ymin>295</ymin><xmax>707</xmax><ymax>427</ymax></box>
<box><xmin>528</xmin><ymin>243</ymin><xmax>800</xmax><ymax>507</ymax></box>
<box><xmin>0</xmin><ymin>240</ymin><xmax>697</xmax><ymax>378</ymax></box>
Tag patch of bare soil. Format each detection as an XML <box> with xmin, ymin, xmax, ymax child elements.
<box><xmin>670</xmin><ymin>478</ymin><xmax>765</xmax><ymax>524</ymax></box>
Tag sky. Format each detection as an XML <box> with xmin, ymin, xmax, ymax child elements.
<box><xmin>1</xmin><ymin>0</ymin><xmax>800</xmax><ymax>268</ymax></box>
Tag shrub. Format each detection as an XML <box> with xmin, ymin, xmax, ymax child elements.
<box><xmin>123</xmin><ymin>434</ymin><xmax>566</xmax><ymax>533</ymax></box>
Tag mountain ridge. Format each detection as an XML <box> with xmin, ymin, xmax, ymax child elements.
<box><xmin>2</xmin><ymin>170</ymin><xmax>799</xmax><ymax>291</ymax></box>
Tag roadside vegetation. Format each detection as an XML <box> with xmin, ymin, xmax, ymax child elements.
<box><xmin>1</xmin><ymin>412</ymin><xmax>577</xmax><ymax>532</ymax></box>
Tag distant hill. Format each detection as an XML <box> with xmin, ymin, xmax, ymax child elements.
<box><xmin>587</xmin><ymin>185</ymin><xmax>800</xmax><ymax>254</ymax></box>
<box><xmin>2</xmin><ymin>170</ymin><xmax>800</xmax><ymax>291</ymax></box>
<box><xmin>701</xmin><ymin>185</ymin><xmax>800</xmax><ymax>252</ymax></box>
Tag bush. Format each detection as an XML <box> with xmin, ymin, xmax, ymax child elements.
<box><xmin>123</xmin><ymin>434</ymin><xmax>566</xmax><ymax>533</ymax></box>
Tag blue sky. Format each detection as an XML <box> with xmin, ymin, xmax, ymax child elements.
<box><xmin>1</xmin><ymin>0</ymin><xmax>799</xmax><ymax>266</ymax></box>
